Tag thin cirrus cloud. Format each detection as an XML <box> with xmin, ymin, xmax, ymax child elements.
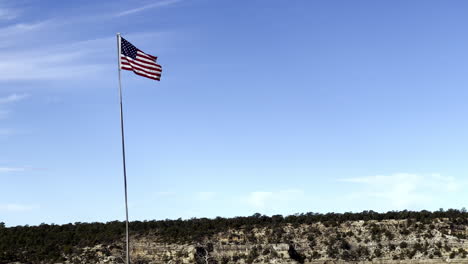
<box><xmin>0</xmin><ymin>93</ymin><xmax>29</xmax><ymax>120</ymax></box>
<box><xmin>0</xmin><ymin>8</ymin><xmax>17</xmax><ymax>20</ymax></box>
<box><xmin>195</xmin><ymin>192</ymin><xmax>216</xmax><ymax>201</ymax></box>
<box><xmin>0</xmin><ymin>32</ymin><xmax>169</xmax><ymax>81</ymax></box>
<box><xmin>115</xmin><ymin>0</ymin><xmax>183</xmax><ymax>17</ymax></box>
<box><xmin>0</xmin><ymin>109</ymin><xmax>9</xmax><ymax>119</ymax></box>
<box><xmin>0</xmin><ymin>43</ymin><xmax>110</xmax><ymax>81</ymax></box>
<box><xmin>243</xmin><ymin>189</ymin><xmax>305</xmax><ymax>210</ymax></box>
<box><xmin>0</xmin><ymin>128</ymin><xmax>14</xmax><ymax>135</ymax></box>
<box><xmin>0</xmin><ymin>31</ymin><xmax>165</xmax><ymax>82</ymax></box>
<box><xmin>0</xmin><ymin>59</ymin><xmax>107</xmax><ymax>81</ymax></box>
<box><xmin>0</xmin><ymin>20</ymin><xmax>110</xmax><ymax>81</ymax></box>
<box><xmin>0</xmin><ymin>203</ymin><xmax>39</xmax><ymax>212</ymax></box>
<box><xmin>0</xmin><ymin>2</ymin><xmax>170</xmax><ymax>82</ymax></box>
<box><xmin>0</xmin><ymin>167</ymin><xmax>47</xmax><ymax>173</ymax></box>
<box><xmin>0</xmin><ymin>167</ymin><xmax>27</xmax><ymax>172</ymax></box>
<box><xmin>338</xmin><ymin>173</ymin><xmax>463</xmax><ymax>211</ymax></box>
<box><xmin>0</xmin><ymin>20</ymin><xmax>51</xmax><ymax>41</ymax></box>
<box><xmin>246</xmin><ymin>192</ymin><xmax>273</xmax><ymax>209</ymax></box>
<box><xmin>0</xmin><ymin>93</ymin><xmax>29</xmax><ymax>104</ymax></box>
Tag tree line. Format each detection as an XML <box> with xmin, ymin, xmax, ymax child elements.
<box><xmin>0</xmin><ymin>209</ymin><xmax>467</xmax><ymax>263</ymax></box>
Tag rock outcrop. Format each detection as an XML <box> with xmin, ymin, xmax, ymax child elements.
<box><xmin>56</xmin><ymin>218</ymin><xmax>468</xmax><ymax>264</ymax></box>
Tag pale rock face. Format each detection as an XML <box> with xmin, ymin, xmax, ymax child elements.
<box><xmin>10</xmin><ymin>219</ymin><xmax>468</xmax><ymax>264</ymax></box>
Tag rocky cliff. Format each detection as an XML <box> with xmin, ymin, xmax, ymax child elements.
<box><xmin>57</xmin><ymin>218</ymin><xmax>468</xmax><ymax>264</ymax></box>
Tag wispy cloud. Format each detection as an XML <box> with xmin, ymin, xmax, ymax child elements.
<box><xmin>115</xmin><ymin>0</ymin><xmax>182</xmax><ymax>17</ymax></box>
<box><xmin>0</xmin><ymin>2</ymin><xmax>169</xmax><ymax>81</ymax></box>
<box><xmin>156</xmin><ymin>191</ymin><xmax>176</xmax><ymax>196</ymax></box>
<box><xmin>0</xmin><ymin>7</ymin><xmax>18</xmax><ymax>20</ymax></box>
<box><xmin>0</xmin><ymin>109</ymin><xmax>9</xmax><ymax>119</ymax></box>
<box><xmin>0</xmin><ymin>20</ymin><xmax>50</xmax><ymax>38</ymax></box>
<box><xmin>0</xmin><ymin>61</ymin><xmax>107</xmax><ymax>81</ymax></box>
<box><xmin>0</xmin><ymin>20</ymin><xmax>106</xmax><ymax>81</ymax></box>
<box><xmin>246</xmin><ymin>192</ymin><xmax>272</xmax><ymax>208</ymax></box>
<box><xmin>0</xmin><ymin>0</ymin><xmax>20</xmax><ymax>21</ymax></box>
<box><xmin>0</xmin><ymin>43</ymin><xmax>109</xmax><ymax>81</ymax></box>
<box><xmin>243</xmin><ymin>189</ymin><xmax>305</xmax><ymax>210</ymax></box>
<box><xmin>0</xmin><ymin>167</ymin><xmax>27</xmax><ymax>172</ymax></box>
<box><xmin>195</xmin><ymin>191</ymin><xmax>216</xmax><ymax>201</ymax></box>
<box><xmin>0</xmin><ymin>203</ymin><xmax>39</xmax><ymax>212</ymax></box>
<box><xmin>339</xmin><ymin>173</ymin><xmax>464</xmax><ymax>210</ymax></box>
<box><xmin>0</xmin><ymin>31</ymin><xmax>167</xmax><ymax>81</ymax></box>
<box><xmin>0</xmin><ymin>18</ymin><xmax>112</xmax><ymax>81</ymax></box>
<box><xmin>0</xmin><ymin>93</ymin><xmax>29</xmax><ymax>121</ymax></box>
<box><xmin>0</xmin><ymin>128</ymin><xmax>14</xmax><ymax>136</ymax></box>
<box><xmin>0</xmin><ymin>93</ymin><xmax>29</xmax><ymax>104</ymax></box>
<box><xmin>0</xmin><ymin>166</ymin><xmax>47</xmax><ymax>173</ymax></box>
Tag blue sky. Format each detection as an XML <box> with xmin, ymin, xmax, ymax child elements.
<box><xmin>1</xmin><ymin>0</ymin><xmax>468</xmax><ymax>227</ymax></box>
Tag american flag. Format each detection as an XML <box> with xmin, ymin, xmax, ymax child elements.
<box><xmin>120</xmin><ymin>37</ymin><xmax>162</xmax><ymax>81</ymax></box>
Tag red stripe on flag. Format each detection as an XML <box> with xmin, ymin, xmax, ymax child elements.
<box><xmin>121</xmin><ymin>67</ymin><xmax>161</xmax><ymax>81</ymax></box>
<box><xmin>121</xmin><ymin>59</ymin><xmax>162</xmax><ymax>74</ymax></box>
<box><xmin>134</xmin><ymin>57</ymin><xmax>162</xmax><ymax>70</ymax></box>
<box><xmin>121</xmin><ymin>55</ymin><xmax>161</xmax><ymax>70</ymax></box>
<box><xmin>134</xmin><ymin>71</ymin><xmax>160</xmax><ymax>81</ymax></box>
<box><xmin>137</xmin><ymin>50</ymin><xmax>157</xmax><ymax>60</ymax></box>
<box><xmin>135</xmin><ymin>56</ymin><xmax>156</xmax><ymax>64</ymax></box>
<box><xmin>121</xmin><ymin>62</ymin><xmax>162</xmax><ymax>79</ymax></box>
<box><xmin>121</xmin><ymin>59</ymin><xmax>161</xmax><ymax>72</ymax></box>
<box><xmin>121</xmin><ymin>61</ymin><xmax>162</xmax><ymax>77</ymax></box>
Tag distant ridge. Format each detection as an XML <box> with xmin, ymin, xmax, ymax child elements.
<box><xmin>1</xmin><ymin>209</ymin><xmax>467</xmax><ymax>263</ymax></box>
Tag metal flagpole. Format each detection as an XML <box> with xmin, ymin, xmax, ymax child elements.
<box><xmin>116</xmin><ymin>32</ymin><xmax>131</xmax><ymax>264</ymax></box>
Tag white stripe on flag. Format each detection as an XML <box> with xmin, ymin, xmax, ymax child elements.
<box><xmin>121</xmin><ymin>58</ymin><xmax>162</xmax><ymax>74</ymax></box>
<box><xmin>121</xmin><ymin>55</ymin><xmax>162</xmax><ymax>70</ymax></box>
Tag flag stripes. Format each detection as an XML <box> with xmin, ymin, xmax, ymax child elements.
<box><xmin>120</xmin><ymin>57</ymin><xmax>162</xmax><ymax>75</ymax></box>
<box><xmin>119</xmin><ymin>37</ymin><xmax>162</xmax><ymax>81</ymax></box>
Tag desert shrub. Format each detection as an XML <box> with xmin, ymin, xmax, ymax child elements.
<box><xmin>288</xmin><ymin>244</ymin><xmax>305</xmax><ymax>264</ymax></box>
<box><xmin>459</xmin><ymin>248</ymin><xmax>467</xmax><ymax>258</ymax></box>
<box><xmin>220</xmin><ymin>256</ymin><xmax>230</xmax><ymax>264</ymax></box>
<box><xmin>374</xmin><ymin>248</ymin><xmax>382</xmax><ymax>258</ymax></box>
<box><xmin>384</xmin><ymin>230</ymin><xmax>394</xmax><ymax>240</ymax></box>
<box><xmin>340</xmin><ymin>239</ymin><xmax>351</xmax><ymax>250</ymax></box>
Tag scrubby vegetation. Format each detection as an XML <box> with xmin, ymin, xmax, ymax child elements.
<box><xmin>1</xmin><ymin>209</ymin><xmax>467</xmax><ymax>263</ymax></box>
